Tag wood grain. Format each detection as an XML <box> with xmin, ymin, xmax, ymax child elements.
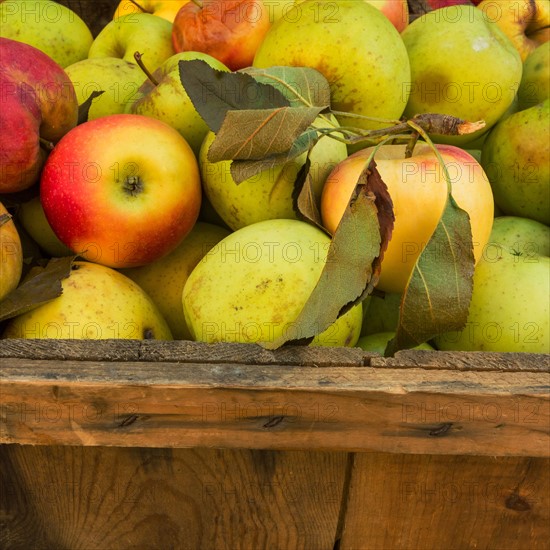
<box><xmin>0</xmin><ymin>340</ymin><xmax>548</xmax><ymax>372</ymax></box>
<box><xmin>1</xmin><ymin>358</ymin><xmax>548</xmax><ymax>455</ymax></box>
<box><xmin>0</xmin><ymin>445</ymin><xmax>347</xmax><ymax>550</ymax></box>
<box><xmin>339</xmin><ymin>453</ymin><xmax>550</xmax><ymax>550</ymax></box>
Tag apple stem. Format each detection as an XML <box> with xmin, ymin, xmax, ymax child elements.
<box><xmin>0</xmin><ymin>213</ymin><xmax>12</xmax><ymax>228</ymax></box>
<box><xmin>128</xmin><ymin>0</ymin><xmax>150</xmax><ymax>13</ymax></box>
<box><xmin>190</xmin><ymin>0</ymin><xmax>203</xmax><ymax>8</ymax></box>
<box><xmin>134</xmin><ymin>52</ymin><xmax>159</xmax><ymax>86</ymax></box>
<box><xmin>39</xmin><ymin>137</ymin><xmax>55</xmax><ymax>151</ymax></box>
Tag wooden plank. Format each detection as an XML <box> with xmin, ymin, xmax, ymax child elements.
<box><xmin>0</xmin><ymin>340</ymin><xmax>547</xmax><ymax>371</ymax></box>
<box><xmin>0</xmin><ymin>339</ymin><xmax>372</xmax><ymax>366</ymax></box>
<box><xmin>338</xmin><ymin>453</ymin><xmax>550</xmax><ymax>550</ymax></box>
<box><xmin>1</xmin><ymin>359</ymin><xmax>548</xmax><ymax>455</ymax></box>
<box><xmin>0</xmin><ymin>445</ymin><xmax>347</xmax><ymax>550</ymax></box>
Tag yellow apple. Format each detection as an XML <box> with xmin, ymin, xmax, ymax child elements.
<box><xmin>182</xmin><ymin>218</ymin><xmax>363</xmax><ymax>347</ymax></box>
<box><xmin>2</xmin><ymin>260</ymin><xmax>173</xmax><ymax>339</ymax></box>
<box><xmin>128</xmin><ymin>51</ymin><xmax>230</xmax><ymax>157</ymax></box>
<box><xmin>114</xmin><ymin>0</ymin><xmax>190</xmax><ymax>22</ymax></box>
<box><xmin>402</xmin><ymin>4</ymin><xmax>523</xmax><ymax>146</ymax></box>
<box><xmin>0</xmin><ymin>0</ymin><xmax>93</xmax><ymax>67</ymax></box>
<box><xmin>88</xmin><ymin>13</ymin><xmax>175</xmax><ymax>73</ymax></box>
<box><xmin>321</xmin><ymin>142</ymin><xmax>495</xmax><ymax>294</ymax></box>
<box><xmin>477</xmin><ymin>0</ymin><xmax>550</xmax><ymax>61</ymax></box>
<box><xmin>65</xmin><ymin>57</ymin><xmax>147</xmax><ymax>120</ymax></box>
<box><xmin>0</xmin><ymin>202</ymin><xmax>23</xmax><ymax>301</ymax></box>
<box><xmin>17</xmin><ymin>196</ymin><xmax>73</xmax><ymax>258</ymax></box>
<box><xmin>253</xmin><ymin>0</ymin><xmax>411</xmax><ymax>131</ymax></box>
<box><xmin>120</xmin><ymin>222</ymin><xmax>231</xmax><ymax>340</ymax></box>
<box><xmin>200</xmin><ymin>114</ymin><xmax>348</xmax><ymax>230</ymax></box>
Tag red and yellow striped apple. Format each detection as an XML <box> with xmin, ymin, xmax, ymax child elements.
<box><xmin>40</xmin><ymin>114</ymin><xmax>202</xmax><ymax>269</ymax></box>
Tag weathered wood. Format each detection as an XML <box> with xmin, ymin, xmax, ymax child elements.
<box><xmin>0</xmin><ymin>445</ymin><xmax>347</xmax><ymax>550</ymax></box>
<box><xmin>1</xmin><ymin>359</ymin><xmax>548</xmax><ymax>455</ymax></box>
<box><xmin>0</xmin><ymin>339</ymin><xmax>373</xmax><ymax>366</ymax></box>
<box><xmin>1</xmin><ymin>340</ymin><xmax>548</xmax><ymax>372</ymax></box>
<box><xmin>339</xmin><ymin>453</ymin><xmax>550</xmax><ymax>550</ymax></box>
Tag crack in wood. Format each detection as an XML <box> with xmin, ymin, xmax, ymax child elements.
<box><xmin>429</xmin><ymin>423</ymin><xmax>453</xmax><ymax>437</ymax></box>
<box><xmin>262</xmin><ymin>416</ymin><xmax>285</xmax><ymax>429</ymax></box>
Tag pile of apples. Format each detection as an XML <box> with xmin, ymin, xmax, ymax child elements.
<box><xmin>0</xmin><ymin>0</ymin><xmax>548</xmax><ymax>354</ymax></box>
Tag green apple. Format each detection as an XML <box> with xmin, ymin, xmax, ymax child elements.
<box><xmin>2</xmin><ymin>261</ymin><xmax>173</xmax><ymax>340</ymax></box>
<box><xmin>88</xmin><ymin>13</ymin><xmax>174</xmax><ymax>73</ymax></box>
<box><xmin>435</xmin><ymin>218</ymin><xmax>549</xmax><ymax>353</ymax></box>
<box><xmin>182</xmin><ymin>218</ymin><xmax>362</xmax><ymax>347</ymax></box>
<box><xmin>485</xmin><ymin>216</ymin><xmax>550</xmax><ymax>258</ymax></box>
<box><xmin>517</xmin><ymin>42</ymin><xmax>550</xmax><ymax>111</ymax></box>
<box><xmin>481</xmin><ymin>99</ymin><xmax>549</xmax><ymax>225</ymax></box>
<box><xmin>200</xmin><ymin>114</ymin><xmax>348</xmax><ymax>231</ymax></box>
<box><xmin>119</xmin><ymin>222</ymin><xmax>231</xmax><ymax>340</ymax></box>
<box><xmin>361</xmin><ymin>292</ymin><xmax>402</xmax><ymax>336</ymax></box>
<box><xmin>0</xmin><ymin>0</ymin><xmax>93</xmax><ymax>67</ymax></box>
<box><xmin>253</xmin><ymin>0</ymin><xmax>411</xmax><ymax>132</ymax></box>
<box><xmin>65</xmin><ymin>57</ymin><xmax>146</xmax><ymax>120</ymax></box>
<box><xmin>128</xmin><ymin>52</ymin><xmax>230</xmax><ymax>157</ymax></box>
<box><xmin>356</xmin><ymin>332</ymin><xmax>434</xmax><ymax>355</ymax></box>
<box><xmin>401</xmin><ymin>4</ymin><xmax>523</xmax><ymax>146</ymax></box>
<box><xmin>17</xmin><ymin>196</ymin><xmax>73</xmax><ymax>258</ymax></box>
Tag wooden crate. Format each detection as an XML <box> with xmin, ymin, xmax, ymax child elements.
<box><xmin>1</xmin><ymin>340</ymin><xmax>548</xmax><ymax>549</ymax></box>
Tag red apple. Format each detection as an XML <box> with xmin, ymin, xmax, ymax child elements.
<box><xmin>40</xmin><ymin>114</ymin><xmax>202</xmax><ymax>269</ymax></box>
<box><xmin>172</xmin><ymin>0</ymin><xmax>271</xmax><ymax>70</ymax></box>
<box><xmin>365</xmin><ymin>0</ymin><xmax>409</xmax><ymax>32</ymax></box>
<box><xmin>0</xmin><ymin>37</ymin><xmax>78</xmax><ymax>193</ymax></box>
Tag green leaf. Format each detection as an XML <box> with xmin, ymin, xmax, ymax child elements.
<box><xmin>0</xmin><ymin>256</ymin><xmax>75</xmax><ymax>323</ymax></box>
<box><xmin>241</xmin><ymin>66</ymin><xmax>331</xmax><ymax>108</ymax></box>
<box><xmin>178</xmin><ymin>59</ymin><xmax>290</xmax><ymax>133</ymax></box>
<box><xmin>262</xmin><ymin>161</ymin><xmax>393</xmax><ymax>350</ymax></box>
<box><xmin>77</xmin><ymin>90</ymin><xmax>104</xmax><ymax>125</ymax></box>
<box><xmin>385</xmin><ymin>194</ymin><xmax>475</xmax><ymax>356</ymax></box>
<box><xmin>230</xmin><ymin>127</ymin><xmax>321</xmax><ymax>183</ymax></box>
<box><xmin>207</xmin><ymin>106</ymin><xmax>324</xmax><ymax>163</ymax></box>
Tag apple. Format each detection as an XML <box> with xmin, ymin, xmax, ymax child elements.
<box><xmin>401</xmin><ymin>4</ymin><xmax>523</xmax><ymax>146</ymax></box>
<box><xmin>0</xmin><ymin>202</ymin><xmax>23</xmax><ymax>301</ymax></box>
<box><xmin>17</xmin><ymin>196</ymin><xmax>73</xmax><ymax>258</ymax></box>
<box><xmin>127</xmin><ymin>51</ymin><xmax>230</xmax><ymax>156</ymax></box>
<box><xmin>291</xmin><ymin>0</ymin><xmax>409</xmax><ymax>33</ymax></box>
<box><xmin>172</xmin><ymin>0</ymin><xmax>272</xmax><ymax>71</ymax></box>
<box><xmin>88</xmin><ymin>13</ymin><xmax>175</xmax><ymax>73</ymax></box>
<box><xmin>182</xmin><ymin>218</ymin><xmax>363</xmax><ymax>347</ymax></box>
<box><xmin>0</xmin><ymin>37</ymin><xmax>79</xmax><ymax>193</ymax></box>
<box><xmin>517</xmin><ymin>42</ymin><xmax>550</xmax><ymax>110</ymax></box>
<box><xmin>365</xmin><ymin>0</ymin><xmax>409</xmax><ymax>32</ymax></box>
<box><xmin>356</xmin><ymin>331</ymin><xmax>434</xmax><ymax>354</ymax></box>
<box><xmin>481</xmin><ymin>99</ymin><xmax>549</xmax><ymax>225</ymax></box>
<box><xmin>114</xmin><ymin>0</ymin><xmax>190</xmax><ymax>22</ymax></box>
<box><xmin>477</xmin><ymin>0</ymin><xmax>550</xmax><ymax>61</ymax></box>
<box><xmin>253</xmin><ymin>0</ymin><xmax>411</xmax><ymax>132</ymax></box>
<box><xmin>64</xmin><ymin>57</ymin><xmax>147</xmax><ymax>120</ymax></box>
<box><xmin>2</xmin><ymin>260</ymin><xmax>173</xmax><ymax>340</ymax></box>
<box><xmin>488</xmin><ymin>215</ymin><xmax>550</xmax><ymax>257</ymax></box>
<box><xmin>0</xmin><ymin>0</ymin><xmax>93</xmax><ymax>67</ymax></box>
<box><xmin>321</xmin><ymin>142</ymin><xmax>495</xmax><ymax>294</ymax></box>
<box><xmin>199</xmin><ymin>114</ymin><xmax>348</xmax><ymax>230</ymax></box>
<box><xmin>434</xmin><ymin>217</ymin><xmax>550</xmax><ymax>353</ymax></box>
<box><xmin>40</xmin><ymin>114</ymin><xmax>202</xmax><ymax>269</ymax></box>
<box><xmin>120</xmin><ymin>221</ymin><xmax>231</xmax><ymax>340</ymax></box>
